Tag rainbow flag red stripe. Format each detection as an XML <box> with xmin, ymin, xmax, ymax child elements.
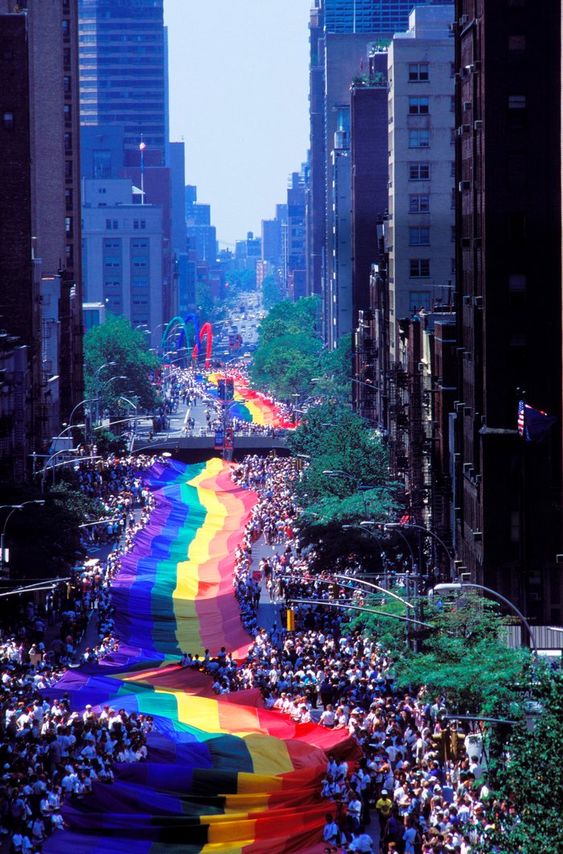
<box><xmin>43</xmin><ymin>460</ymin><xmax>354</xmax><ymax>853</ymax></box>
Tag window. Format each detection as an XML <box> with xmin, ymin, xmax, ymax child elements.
<box><xmin>93</xmin><ymin>150</ymin><xmax>111</xmax><ymax>178</ymax></box>
<box><xmin>408</xmin><ymin>194</ymin><xmax>430</xmax><ymax>213</ymax></box>
<box><xmin>105</xmin><ymin>219</ymin><xmax>112</xmax><ymax>230</ymax></box>
<box><xmin>508</xmin><ymin>94</ymin><xmax>526</xmax><ymax>109</ymax></box>
<box><xmin>408</xmin><ymin>62</ymin><xmax>429</xmax><ymax>82</ymax></box>
<box><xmin>409</xmin><ymin>226</ymin><xmax>430</xmax><ymax>246</ymax></box>
<box><xmin>112</xmin><ymin>219</ymin><xmax>118</xmax><ymax>230</ymax></box>
<box><xmin>508</xmin><ymin>35</ymin><xmax>526</xmax><ymax>50</ymax></box>
<box><xmin>140</xmin><ymin>220</ymin><xmax>146</xmax><ymax>229</ymax></box>
<box><xmin>409</xmin><ymin>96</ymin><xmax>429</xmax><ymax>114</ymax></box>
<box><xmin>409</xmin><ymin>259</ymin><xmax>430</xmax><ymax>278</ymax></box>
<box><xmin>133</xmin><ymin>220</ymin><xmax>139</xmax><ymax>230</ymax></box>
<box><xmin>409</xmin><ymin>162</ymin><xmax>430</xmax><ymax>180</ymax></box>
<box><xmin>450</xmin><ymin>161</ymin><xmax>456</xmax><ymax>178</ymax></box>
<box><xmin>509</xmin><ymin>273</ymin><xmax>527</xmax><ymax>292</ymax></box>
<box><xmin>409</xmin><ymin>291</ymin><xmax>432</xmax><ymax>311</ymax></box>
<box><xmin>64</xmin><ymin>132</ymin><xmax>72</xmax><ymax>153</ymax></box>
<box><xmin>64</xmin><ymin>216</ymin><xmax>73</xmax><ymax>235</ymax></box>
<box><xmin>408</xmin><ymin>129</ymin><xmax>430</xmax><ymax>148</ymax></box>
<box><xmin>2</xmin><ymin>111</ymin><xmax>14</xmax><ymax>130</ymax></box>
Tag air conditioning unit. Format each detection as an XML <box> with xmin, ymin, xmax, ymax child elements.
<box><xmin>474</xmin><ymin>474</ymin><xmax>482</xmax><ymax>485</ymax></box>
<box><xmin>473</xmin><ymin>296</ymin><xmax>483</xmax><ymax>307</ymax></box>
<box><xmin>464</xmin><ymin>406</ymin><xmax>471</xmax><ymax>416</ymax></box>
<box><xmin>458</xmin><ymin>180</ymin><xmax>471</xmax><ymax>191</ymax></box>
<box><xmin>472</xmin><ymin>531</ymin><xmax>483</xmax><ymax>541</ymax></box>
<box><xmin>473</xmin><ymin>119</ymin><xmax>483</xmax><ymax>130</ymax></box>
<box><xmin>459</xmin><ymin>14</ymin><xmax>469</xmax><ymax>25</ymax></box>
<box><xmin>463</xmin><ymin>101</ymin><xmax>472</xmax><ymax>111</ymax></box>
<box><xmin>463</xmin><ymin>462</ymin><xmax>473</xmax><ymax>471</ymax></box>
<box><xmin>463</xmin><ymin>295</ymin><xmax>471</xmax><ymax>304</ymax></box>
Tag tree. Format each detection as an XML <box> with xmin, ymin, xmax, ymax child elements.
<box><xmin>251</xmin><ymin>297</ymin><xmax>323</xmax><ymax>399</ymax></box>
<box><xmin>84</xmin><ymin>315</ymin><xmax>160</xmax><ymax>414</ymax></box>
<box><xmin>482</xmin><ymin>667</ymin><xmax>563</xmax><ymax>853</ymax></box>
<box><xmin>393</xmin><ymin>595</ymin><xmax>528</xmax><ymax>715</ymax></box>
<box><xmin>290</xmin><ymin>403</ymin><xmax>394</xmax><ymax>501</ymax></box>
<box><xmin>262</xmin><ymin>275</ymin><xmax>283</xmax><ymax>311</ymax></box>
<box><xmin>195</xmin><ymin>278</ymin><xmax>214</xmax><ymax>319</ymax></box>
<box><xmin>313</xmin><ymin>334</ymin><xmax>353</xmax><ymax>404</ymax></box>
<box><xmin>5</xmin><ymin>484</ymin><xmax>104</xmax><ymax>581</ymax></box>
<box><xmin>226</xmin><ymin>269</ymin><xmax>256</xmax><ymax>293</ymax></box>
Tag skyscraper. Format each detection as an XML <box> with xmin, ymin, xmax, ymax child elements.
<box><xmin>78</xmin><ymin>0</ymin><xmax>167</xmax><ymax>158</ymax></box>
<box><xmin>452</xmin><ymin>0</ymin><xmax>562</xmax><ymax>624</ymax></box>
<box><xmin>386</xmin><ymin>5</ymin><xmax>455</xmax><ymax>362</ymax></box>
<box><xmin>307</xmin><ymin>0</ymin><xmax>451</xmax><ymax>339</ymax></box>
<box><xmin>0</xmin><ymin>0</ymin><xmax>83</xmax><ymax>474</ymax></box>
<box><xmin>324</xmin><ymin>0</ymin><xmax>454</xmax><ymax>32</ymax></box>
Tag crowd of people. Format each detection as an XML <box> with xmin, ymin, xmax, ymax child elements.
<box><xmin>204</xmin><ymin>454</ymin><xmax>495</xmax><ymax>853</ymax></box>
<box><xmin>0</xmin><ymin>454</ymin><xmax>169</xmax><ymax>852</ymax></box>
<box><xmin>0</xmin><ymin>431</ymin><xmax>506</xmax><ymax>853</ymax></box>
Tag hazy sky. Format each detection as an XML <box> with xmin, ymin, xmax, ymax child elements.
<box><xmin>164</xmin><ymin>0</ymin><xmax>311</xmax><ymax>247</ymax></box>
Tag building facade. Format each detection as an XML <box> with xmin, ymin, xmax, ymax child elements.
<box><xmin>452</xmin><ymin>0</ymin><xmax>562</xmax><ymax>624</ymax></box>
<box><xmin>82</xmin><ymin>178</ymin><xmax>164</xmax><ymax>348</ymax></box>
<box><xmin>78</xmin><ymin>0</ymin><xmax>167</xmax><ymax>158</ymax></box>
<box><xmin>0</xmin><ymin>0</ymin><xmax>83</xmax><ymax>476</ymax></box>
<box><xmin>386</xmin><ymin>5</ymin><xmax>455</xmax><ymax>364</ymax></box>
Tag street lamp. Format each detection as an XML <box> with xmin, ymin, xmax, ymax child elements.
<box><xmin>361</xmin><ymin>520</ymin><xmax>417</xmax><ymax>568</ymax></box>
<box><xmin>432</xmin><ymin>582</ymin><xmax>537</xmax><ymax>655</ymax></box>
<box><xmin>118</xmin><ymin>396</ymin><xmax>138</xmax><ymax>452</ymax></box>
<box><xmin>0</xmin><ymin>501</ymin><xmax>45</xmax><ymax>576</ymax></box>
<box><xmin>386</xmin><ymin>522</ymin><xmax>455</xmax><ymax>578</ymax></box>
<box><xmin>96</xmin><ymin>375</ymin><xmax>127</xmax><ymax>424</ymax></box>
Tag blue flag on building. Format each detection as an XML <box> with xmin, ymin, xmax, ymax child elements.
<box><xmin>517</xmin><ymin>400</ymin><xmax>557</xmax><ymax>443</ymax></box>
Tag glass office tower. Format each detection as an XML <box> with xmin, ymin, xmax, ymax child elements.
<box><xmin>78</xmin><ymin>0</ymin><xmax>167</xmax><ymax>155</ymax></box>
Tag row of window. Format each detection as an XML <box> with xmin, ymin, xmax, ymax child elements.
<box><xmin>407</xmin><ymin>258</ymin><xmax>456</xmax><ymax>277</ymax></box>
<box><xmin>106</xmin><ymin>219</ymin><xmax>147</xmax><ymax>230</ymax></box>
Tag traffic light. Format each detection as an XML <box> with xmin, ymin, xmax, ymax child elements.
<box><xmin>286</xmin><ymin>608</ymin><xmax>295</xmax><ymax>632</ymax></box>
<box><xmin>225</xmin><ymin>377</ymin><xmax>234</xmax><ymax>400</ymax></box>
<box><xmin>217</xmin><ymin>378</ymin><xmax>226</xmax><ymax>400</ymax></box>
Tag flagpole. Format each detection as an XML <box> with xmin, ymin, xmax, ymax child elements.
<box><xmin>139</xmin><ymin>136</ymin><xmax>146</xmax><ymax>206</ymax></box>
<box><xmin>518</xmin><ymin>388</ymin><xmax>528</xmax><ymax>644</ymax></box>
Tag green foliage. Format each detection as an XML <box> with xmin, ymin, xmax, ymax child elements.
<box><xmin>262</xmin><ymin>275</ymin><xmax>284</xmax><ymax>311</ymax></box>
<box><xmin>290</xmin><ymin>403</ymin><xmax>395</xmax><ymax>503</ymax></box>
<box><xmin>84</xmin><ymin>315</ymin><xmax>160</xmax><ymax>413</ymax></box>
<box><xmin>482</xmin><ymin>668</ymin><xmax>563</xmax><ymax>853</ymax></box>
<box><xmin>313</xmin><ymin>334</ymin><xmax>353</xmax><ymax>404</ymax></box>
<box><xmin>394</xmin><ymin>596</ymin><xmax>528</xmax><ymax>715</ymax></box>
<box><xmin>226</xmin><ymin>269</ymin><xmax>256</xmax><ymax>293</ymax></box>
<box><xmin>251</xmin><ymin>297</ymin><xmax>323</xmax><ymax>398</ymax></box>
<box><xmin>91</xmin><ymin>428</ymin><xmax>126</xmax><ymax>455</ymax></box>
<box><xmin>344</xmin><ymin>592</ymin><xmax>409</xmax><ymax>651</ymax></box>
<box><xmin>6</xmin><ymin>484</ymin><xmax>105</xmax><ymax>580</ymax></box>
<box><xmin>195</xmin><ymin>279</ymin><xmax>214</xmax><ymax>319</ymax></box>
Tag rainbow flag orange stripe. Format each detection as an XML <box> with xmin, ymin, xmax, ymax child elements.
<box><xmin>43</xmin><ymin>460</ymin><xmax>355</xmax><ymax>854</ymax></box>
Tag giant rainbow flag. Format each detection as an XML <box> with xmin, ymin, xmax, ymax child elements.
<box><xmin>44</xmin><ymin>459</ymin><xmax>354</xmax><ymax>853</ymax></box>
<box><xmin>205</xmin><ymin>373</ymin><xmax>296</xmax><ymax>430</ymax></box>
